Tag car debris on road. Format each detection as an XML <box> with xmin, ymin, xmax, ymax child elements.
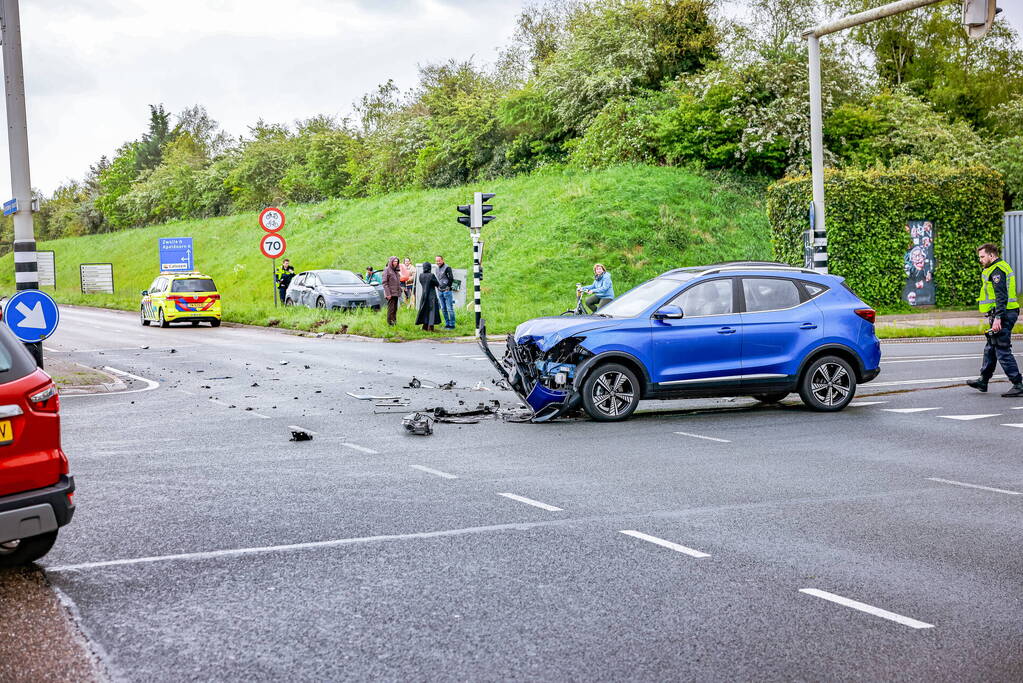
<box><xmin>402</xmin><ymin>412</ymin><xmax>434</xmax><ymax>435</ymax></box>
<box><xmin>289</xmin><ymin>426</ymin><xmax>314</xmax><ymax>441</ymax></box>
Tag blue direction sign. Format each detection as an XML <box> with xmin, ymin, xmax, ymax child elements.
<box><xmin>3</xmin><ymin>198</ymin><xmax>17</xmax><ymax>216</ymax></box>
<box><xmin>159</xmin><ymin>237</ymin><xmax>194</xmax><ymax>272</ymax></box>
<box><xmin>4</xmin><ymin>290</ymin><xmax>60</xmax><ymax>342</ymax></box>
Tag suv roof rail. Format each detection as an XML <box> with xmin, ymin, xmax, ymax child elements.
<box><xmin>700</xmin><ymin>264</ymin><xmax>819</xmax><ymax>276</ymax></box>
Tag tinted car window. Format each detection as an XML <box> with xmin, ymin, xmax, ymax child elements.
<box><xmin>0</xmin><ymin>321</ymin><xmax>39</xmax><ymax>380</ymax></box>
<box><xmin>802</xmin><ymin>282</ymin><xmax>827</xmax><ymax>298</ymax></box>
<box><xmin>742</xmin><ymin>278</ymin><xmax>801</xmax><ymax>313</ymax></box>
<box><xmin>318</xmin><ymin>271</ymin><xmax>363</xmax><ymax>286</ymax></box>
<box><xmin>673</xmin><ymin>279</ymin><xmax>733</xmax><ymax>317</ymax></box>
<box><xmin>171</xmin><ymin>278</ymin><xmax>216</xmax><ymax>293</ymax></box>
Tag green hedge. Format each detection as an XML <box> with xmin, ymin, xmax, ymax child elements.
<box><xmin>766</xmin><ymin>165</ymin><xmax>1004</xmax><ymax>308</ymax></box>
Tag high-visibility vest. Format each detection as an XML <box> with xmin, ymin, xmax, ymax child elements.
<box><xmin>978</xmin><ymin>259</ymin><xmax>1019</xmax><ymax>313</ymax></box>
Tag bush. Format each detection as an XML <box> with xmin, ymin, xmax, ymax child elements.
<box><xmin>767</xmin><ymin>164</ymin><xmax>1004</xmax><ymax>308</ymax></box>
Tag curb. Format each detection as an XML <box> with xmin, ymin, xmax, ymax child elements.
<box><xmin>55</xmin><ymin>364</ymin><xmax>128</xmax><ymax>396</ymax></box>
<box><xmin>881</xmin><ymin>334</ymin><xmax>1023</xmax><ymax>344</ymax></box>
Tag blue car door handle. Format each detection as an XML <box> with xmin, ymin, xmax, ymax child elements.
<box><xmin>799</xmin><ymin>322</ymin><xmax>818</xmax><ymax>330</ymax></box>
<box><xmin>717</xmin><ymin>326</ymin><xmax>737</xmax><ymax>334</ymax></box>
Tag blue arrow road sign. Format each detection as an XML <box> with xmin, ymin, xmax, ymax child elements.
<box><xmin>159</xmin><ymin>237</ymin><xmax>194</xmax><ymax>272</ymax></box>
<box><xmin>3</xmin><ymin>198</ymin><xmax>17</xmax><ymax>216</ymax></box>
<box><xmin>4</xmin><ymin>290</ymin><xmax>60</xmax><ymax>342</ymax></box>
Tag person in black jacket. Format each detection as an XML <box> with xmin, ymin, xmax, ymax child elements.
<box><xmin>415</xmin><ymin>262</ymin><xmax>442</xmax><ymax>332</ymax></box>
<box><xmin>434</xmin><ymin>255</ymin><xmax>456</xmax><ymax>330</ymax></box>
<box><xmin>275</xmin><ymin>259</ymin><xmax>296</xmax><ymax>304</ymax></box>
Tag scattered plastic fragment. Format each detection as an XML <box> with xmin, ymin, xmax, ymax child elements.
<box><xmin>407</xmin><ymin>377</ymin><xmax>422</xmax><ymax>389</ymax></box>
<box><xmin>289</xmin><ymin>427</ymin><xmax>314</xmax><ymax>441</ymax></box>
<box><xmin>402</xmin><ymin>412</ymin><xmax>434</xmax><ymax>436</ymax></box>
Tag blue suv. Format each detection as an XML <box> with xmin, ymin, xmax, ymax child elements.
<box><xmin>480</xmin><ymin>263</ymin><xmax>881</xmax><ymax>422</ymax></box>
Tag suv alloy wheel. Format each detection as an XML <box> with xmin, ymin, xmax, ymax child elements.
<box><xmin>799</xmin><ymin>355</ymin><xmax>856</xmax><ymax>411</ymax></box>
<box><xmin>582</xmin><ymin>363</ymin><xmax>641</xmax><ymax>421</ymax></box>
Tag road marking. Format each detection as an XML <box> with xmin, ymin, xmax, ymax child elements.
<box><xmin>869</xmin><ymin>376</ymin><xmax>975</xmax><ymax>387</ymax></box>
<box><xmin>43</xmin><ymin>345</ymin><xmax>58</xmax><ymax>352</ymax></box>
<box><xmin>937</xmin><ymin>414</ymin><xmax>1001</xmax><ymax>421</ymax></box>
<box><xmin>881</xmin><ymin>407</ymin><xmax>941</xmax><ymax>414</ymax></box>
<box><xmin>497</xmin><ymin>492</ymin><xmax>563</xmax><ymax>512</ymax></box>
<box><xmin>1003</xmin><ymin>423</ymin><xmax>1023</xmax><ymax>427</ymax></box>
<box><xmin>1011</xmin><ymin>407</ymin><xmax>1023</xmax><ymax>410</ymax></box>
<box><xmin>250</xmin><ymin>412</ymin><xmax>271</xmax><ymax>419</ymax></box>
<box><xmin>927</xmin><ymin>477</ymin><xmax>1021</xmax><ymax>496</ymax></box>
<box><xmin>674</xmin><ymin>431</ymin><xmax>731</xmax><ymax>443</ymax></box>
<box><xmin>177</xmin><ymin>389</ymin><xmax>195</xmax><ymax>396</ymax></box>
<box><xmin>341</xmin><ymin>442</ymin><xmax>378</xmax><ymax>454</ymax></box>
<box><xmin>208</xmin><ymin>399</ymin><xmax>233</xmax><ymax>409</ymax></box>
<box><xmin>619</xmin><ymin>530</ymin><xmax>710</xmax><ymax>558</ymax></box>
<box><xmin>881</xmin><ymin>353</ymin><xmax>1021</xmax><ymax>365</ymax></box>
<box><xmin>410</xmin><ymin>465</ymin><xmax>458</xmax><ymax>479</ymax></box>
<box><xmin>46</xmin><ymin>520</ymin><xmax>560</xmax><ymax>573</ymax></box>
<box><xmin>848</xmin><ymin>400</ymin><xmax>887</xmax><ymax>407</ymax></box>
<box><xmin>799</xmin><ymin>588</ymin><xmax>934</xmax><ymax>629</ymax></box>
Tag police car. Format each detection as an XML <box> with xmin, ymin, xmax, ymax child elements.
<box><xmin>140</xmin><ymin>272</ymin><xmax>222</xmax><ymax>328</ymax></box>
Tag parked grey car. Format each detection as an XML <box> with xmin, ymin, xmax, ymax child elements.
<box><xmin>284</xmin><ymin>270</ymin><xmax>384</xmax><ymax>310</ymax></box>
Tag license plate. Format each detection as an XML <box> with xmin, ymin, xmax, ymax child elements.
<box><xmin>0</xmin><ymin>420</ymin><xmax>12</xmax><ymax>446</ymax></box>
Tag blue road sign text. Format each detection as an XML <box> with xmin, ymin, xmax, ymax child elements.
<box><xmin>3</xmin><ymin>198</ymin><xmax>17</xmax><ymax>216</ymax></box>
<box><xmin>159</xmin><ymin>237</ymin><xmax>194</xmax><ymax>272</ymax></box>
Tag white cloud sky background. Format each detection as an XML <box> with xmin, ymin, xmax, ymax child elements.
<box><xmin>2</xmin><ymin>0</ymin><xmax>1021</xmax><ymax>197</ymax></box>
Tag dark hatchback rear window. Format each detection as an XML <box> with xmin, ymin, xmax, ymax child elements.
<box><xmin>171</xmin><ymin>278</ymin><xmax>216</xmax><ymax>293</ymax></box>
<box><xmin>0</xmin><ymin>321</ymin><xmax>40</xmax><ymax>381</ymax></box>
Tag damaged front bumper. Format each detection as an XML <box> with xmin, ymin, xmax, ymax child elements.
<box><xmin>477</xmin><ymin>323</ymin><xmax>587</xmax><ymax>422</ymax></box>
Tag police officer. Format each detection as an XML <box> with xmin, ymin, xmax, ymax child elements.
<box><xmin>275</xmin><ymin>258</ymin><xmax>296</xmax><ymax>305</ymax></box>
<box><xmin>967</xmin><ymin>243</ymin><xmax>1023</xmax><ymax>397</ymax></box>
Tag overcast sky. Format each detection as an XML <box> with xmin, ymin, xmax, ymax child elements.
<box><xmin>1</xmin><ymin>0</ymin><xmax>1021</xmax><ymax>197</ymax></box>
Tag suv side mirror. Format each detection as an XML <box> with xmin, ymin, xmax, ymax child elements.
<box><xmin>653</xmin><ymin>305</ymin><xmax>683</xmax><ymax>320</ymax></box>
<box><xmin>141</xmin><ymin>290</ymin><xmax>149</xmax><ymax>296</ymax></box>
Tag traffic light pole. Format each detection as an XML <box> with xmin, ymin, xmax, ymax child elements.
<box><xmin>472</xmin><ymin>233</ymin><xmax>482</xmax><ymax>336</ymax></box>
<box><xmin>1</xmin><ymin>0</ymin><xmax>43</xmax><ymax>367</ymax></box>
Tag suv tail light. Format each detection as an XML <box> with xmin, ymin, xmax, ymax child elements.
<box><xmin>854</xmin><ymin>308</ymin><xmax>876</xmax><ymax>324</ymax></box>
<box><xmin>29</xmin><ymin>383</ymin><xmax>60</xmax><ymax>413</ymax></box>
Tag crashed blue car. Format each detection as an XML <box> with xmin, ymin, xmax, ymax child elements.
<box><xmin>479</xmin><ymin>262</ymin><xmax>881</xmax><ymax>422</ymax></box>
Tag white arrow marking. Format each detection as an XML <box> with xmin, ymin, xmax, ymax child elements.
<box><xmin>15</xmin><ymin>301</ymin><xmax>47</xmax><ymax>329</ymax></box>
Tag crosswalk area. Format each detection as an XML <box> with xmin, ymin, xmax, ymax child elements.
<box><xmin>847</xmin><ymin>397</ymin><xmax>1023</xmax><ymax>429</ymax></box>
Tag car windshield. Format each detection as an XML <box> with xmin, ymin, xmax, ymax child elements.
<box><xmin>317</xmin><ymin>271</ymin><xmax>364</xmax><ymax>286</ymax></box>
<box><xmin>171</xmin><ymin>278</ymin><xmax>216</xmax><ymax>293</ymax></box>
<box><xmin>598</xmin><ymin>278</ymin><xmax>686</xmax><ymax>318</ymax></box>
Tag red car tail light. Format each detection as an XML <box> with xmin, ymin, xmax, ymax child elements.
<box><xmin>29</xmin><ymin>383</ymin><xmax>60</xmax><ymax>413</ymax></box>
<box><xmin>854</xmin><ymin>308</ymin><xmax>876</xmax><ymax>324</ymax></box>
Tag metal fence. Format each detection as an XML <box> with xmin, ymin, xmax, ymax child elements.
<box><xmin>1006</xmin><ymin>211</ymin><xmax>1023</xmax><ymax>295</ymax></box>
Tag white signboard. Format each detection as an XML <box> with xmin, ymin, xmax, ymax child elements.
<box><xmin>37</xmin><ymin>251</ymin><xmax>55</xmax><ymax>287</ymax></box>
<box><xmin>80</xmin><ymin>263</ymin><xmax>114</xmax><ymax>294</ymax></box>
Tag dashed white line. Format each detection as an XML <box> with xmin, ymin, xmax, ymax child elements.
<box><xmin>497</xmin><ymin>492</ymin><xmax>563</xmax><ymax>512</ymax></box>
<box><xmin>848</xmin><ymin>400</ymin><xmax>887</xmax><ymax>407</ymax></box>
<box><xmin>1003</xmin><ymin>423</ymin><xmax>1023</xmax><ymax>427</ymax></box>
<box><xmin>926</xmin><ymin>477</ymin><xmax>1021</xmax><ymax>496</ymax></box>
<box><xmin>208</xmin><ymin>399</ymin><xmax>233</xmax><ymax>409</ymax></box>
<box><xmin>177</xmin><ymin>389</ymin><xmax>195</xmax><ymax>396</ymax></box>
<box><xmin>619</xmin><ymin>530</ymin><xmax>710</xmax><ymax>558</ymax></box>
<box><xmin>937</xmin><ymin>414</ymin><xmax>1001</xmax><ymax>421</ymax></box>
<box><xmin>800</xmin><ymin>588</ymin><xmax>934</xmax><ymax>629</ymax></box>
<box><xmin>882</xmin><ymin>407</ymin><xmax>941</xmax><ymax>414</ymax></box>
<box><xmin>410</xmin><ymin>465</ymin><xmax>458</xmax><ymax>479</ymax></box>
<box><xmin>869</xmin><ymin>376</ymin><xmax>974</xmax><ymax>388</ymax></box>
<box><xmin>674</xmin><ymin>431</ymin><xmax>731</xmax><ymax>443</ymax></box>
<box><xmin>341</xmin><ymin>442</ymin><xmax>378</xmax><ymax>454</ymax></box>
<box><xmin>250</xmin><ymin>412</ymin><xmax>271</xmax><ymax>419</ymax></box>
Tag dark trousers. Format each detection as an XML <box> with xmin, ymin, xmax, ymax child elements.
<box><xmin>981</xmin><ymin>308</ymin><xmax>1022</xmax><ymax>384</ymax></box>
<box><xmin>585</xmin><ymin>295</ymin><xmax>612</xmax><ymax>313</ymax></box>
<box><xmin>386</xmin><ymin>296</ymin><xmax>399</xmax><ymax>325</ymax></box>
<box><xmin>278</xmin><ymin>287</ymin><xmax>288</xmax><ymax>304</ymax></box>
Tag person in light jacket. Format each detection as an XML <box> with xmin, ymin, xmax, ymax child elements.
<box><xmin>581</xmin><ymin>263</ymin><xmax>614</xmax><ymax>313</ymax></box>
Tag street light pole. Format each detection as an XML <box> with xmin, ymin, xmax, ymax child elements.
<box><xmin>1</xmin><ymin>0</ymin><xmax>37</xmax><ymax>291</ymax></box>
<box><xmin>802</xmin><ymin>0</ymin><xmax>945</xmax><ymax>274</ymax></box>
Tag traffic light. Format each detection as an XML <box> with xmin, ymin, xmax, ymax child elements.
<box><xmin>963</xmin><ymin>0</ymin><xmax>1000</xmax><ymax>40</ymax></box>
<box><xmin>456</xmin><ymin>192</ymin><xmax>496</xmax><ymax>230</ymax></box>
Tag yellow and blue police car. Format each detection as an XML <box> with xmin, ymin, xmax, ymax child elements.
<box><xmin>140</xmin><ymin>272</ymin><xmax>222</xmax><ymax>328</ymax></box>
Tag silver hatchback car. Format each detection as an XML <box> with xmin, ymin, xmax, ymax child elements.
<box><xmin>285</xmin><ymin>270</ymin><xmax>384</xmax><ymax>310</ymax></box>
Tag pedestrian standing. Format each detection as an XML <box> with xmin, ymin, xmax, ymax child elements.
<box><xmin>275</xmin><ymin>258</ymin><xmax>296</xmax><ymax>305</ymax></box>
<box><xmin>400</xmin><ymin>257</ymin><xmax>416</xmax><ymax>308</ymax></box>
<box><xmin>383</xmin><ymin>256</ymin><xmax>402</xmax><ymax>326</ymax></box>
<box><xmin>968</xmin><ymin>243</ymin><xmax>1023</xmax><ymax>397</ymax></box>
<box><xmin>415</xmin><ymin>262</ymin><xmax>442</xmax><ymax>332</ymax></box>
<box><xmin>435</xmin><ymin>255</ymin><xmax>456</xmax><ymax>330</ymax></box>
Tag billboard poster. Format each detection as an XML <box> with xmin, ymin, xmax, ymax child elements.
<box><xmin>902</xmin><ymin>220</ymin><xmax>935</xmax><ymax>306</ymax></box>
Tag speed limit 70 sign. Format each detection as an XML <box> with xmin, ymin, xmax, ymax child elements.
<box><xmin>260</xmin><ymin>232</ymin><xmax>287</xmax><ymax>259</ymax></box>
<box><xmin>259</xmin><ymin>207</ymin><xmax>285</xmax><ymax>232</ymax></box>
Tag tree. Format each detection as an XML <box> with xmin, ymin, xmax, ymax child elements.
<box><xmin>135</xmin><ymin>104</ymin><xmax>174</xmax><ymax>172</ymax></box>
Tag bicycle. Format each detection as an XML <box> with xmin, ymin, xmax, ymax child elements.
<box><xmin>562</xmin><ymin>284</ymin><xmax>586</xmax><ymax>316</ymax></box>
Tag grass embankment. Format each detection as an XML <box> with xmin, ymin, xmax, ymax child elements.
<box><xmin>1</xmin><ymin>165</ymin><xmax>771</xmax><ymax>339</ymax></box>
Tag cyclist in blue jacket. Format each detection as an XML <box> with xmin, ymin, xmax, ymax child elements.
<box><xmin>580</xmin><ymin>263</ymin><xmax>614</xmax><ymax>313</ymax></box>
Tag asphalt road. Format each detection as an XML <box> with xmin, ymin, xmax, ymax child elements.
<box><xmin>22</xmin><ymin>306</ymin><xmax>1023</xmax><ymax>681</ymax></box>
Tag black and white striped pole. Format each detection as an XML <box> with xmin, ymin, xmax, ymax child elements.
<box><xmin>2</xmin><ymin>0</ymin><xmax>43</xmax><ymax>366</ymax></box>
<box><xmin>457</xmin><ymin>192</ymin><xmax>495</xmax><ymax>337</ymax></box>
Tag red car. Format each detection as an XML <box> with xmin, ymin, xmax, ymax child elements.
<box><xmin>0</xmin><ymin>323</ymin><xmax>74</xmax><ymax>567</ymax></box>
